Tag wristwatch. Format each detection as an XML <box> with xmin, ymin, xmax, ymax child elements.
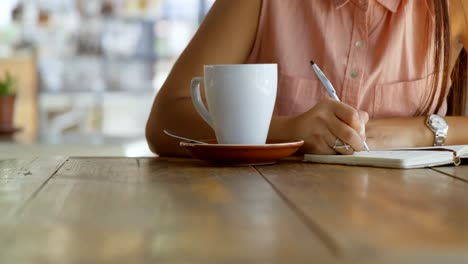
<box><xmin>425</xmin><ymin>114</ymin><xmax>449</xmax><ymax>146</ymax></box>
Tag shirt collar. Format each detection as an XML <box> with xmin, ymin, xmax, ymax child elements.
<box><xmin>333</xmin><ymin>0</ymin><xmax>402</xmax><ymax>13</ymax></box>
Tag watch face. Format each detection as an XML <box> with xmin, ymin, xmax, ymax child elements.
<box><xmin>430</xmin><ymin>115</ymin><xmax>448</xmax><ymax>130</ymax></box>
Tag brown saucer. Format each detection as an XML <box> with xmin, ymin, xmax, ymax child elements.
<box><xmin>180</xmin><ymin>139</ymin><xmax>304</xmax><ymax>165</ymax></box>
<box><xmin>0</xmin><ymin>126</ymin><xmax>22</xmax><ymax>136</ymax></box>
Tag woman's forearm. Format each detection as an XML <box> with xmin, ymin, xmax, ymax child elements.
<box><xmin>365</xmin><ymin>116</ymin><xmax>468</xmax><ymax>150</ymax></box>
<box><xmin>445</xmin><ymin>116</ymin><xmax>468</xmax><ymax>145</ymax></box>
<box><xmin>146</xmin><ymin>97</ymin><xmax>214</xmax><ymax>156</ymax></box>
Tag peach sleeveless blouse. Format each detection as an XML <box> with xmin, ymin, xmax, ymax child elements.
<box><xmin>246</xmin><ymin>0</ymin><xmax>447</xmax><ymax>118</ymax></box>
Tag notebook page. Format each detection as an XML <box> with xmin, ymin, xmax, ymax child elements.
<box><xmin>352</xmin><ymin>150</ymin><xmax>428</xmax><ymax>159</ymax></box>
<box><xmin>387</xmin><ymin>145</ymin><xmax>467</xmax><ymax>153</ymax></box>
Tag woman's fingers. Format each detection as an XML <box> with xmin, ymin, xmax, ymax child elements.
<box><xmin>301</xmin><ymin>126</ymin><xmax>338</xmax><ymax>155</ymax></box>
<box><xmin>329</xmin><ymin>116</ymin><xmax>365</xmax><ymax>152</ymax></box>
<box><xmin>326</xmin><ymin>100</ymin><xmax>369</xmax><ymax>152</ymax></box>
<box><xmin>331</xmin><ymin>100</ymin><xmax>364</xmax><ymax>134</ymax></box>
<box><xmin>330</xmin><ymin>137</ymin><xmax>354</xmax><ymax>155</ymax></box>
<box><xmin>328</xmin><ymin>116</ymin><xmax>366</xmax><ymax>152</ymax></box>
<box><xmin>294</xmin><ymin>98</ymin><xmax>370</xmax><ymax>155</ymax></box>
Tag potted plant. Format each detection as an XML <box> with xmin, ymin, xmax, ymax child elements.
<box><xmin>0</xmin><ymin>71</ymin><xmax>17</xmax><ymax>130</ymax></box>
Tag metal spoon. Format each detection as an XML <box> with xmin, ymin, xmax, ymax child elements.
<box><xmin>163</xmin><ymin>129</ymin><xmax>207</xmax><ymax>144</ymax></box>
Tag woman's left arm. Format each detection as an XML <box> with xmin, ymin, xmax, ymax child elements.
<box><xmin>366</xmin><ymin>0</ymin><xmax>468</xmax><ymax>150</ymax></box>
<box><xmin>366</xmin><ymin>116</ymin><xmax>468</xmax><ymax>150</ymax></box>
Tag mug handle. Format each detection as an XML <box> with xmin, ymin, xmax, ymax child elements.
<box><xmin>191</xmin><ymin>77</ymin><xmax>213</xmax><ymax>127</ymax></box>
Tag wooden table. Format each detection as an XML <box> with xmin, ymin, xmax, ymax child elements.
<box><xmin>1</xmin><ymin>157</ymin><xmax>468</xmax><ymax>263</ymax></box>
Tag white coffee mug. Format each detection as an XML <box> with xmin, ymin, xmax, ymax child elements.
<box><xmin>191</xmin><ymin>64</ymin><xmax>277</xmax><ymax>145</ymax></box>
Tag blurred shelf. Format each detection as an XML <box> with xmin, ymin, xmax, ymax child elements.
<box><xmin>102</xmin><ymin>54</ymin><xmax>158</xmax><ymax>62</ymax></box>
<box><xmin>39</xmin><ymin>89</ymin><xmax>156</xmax><ymax>95</ymax></box>
<box><xmin>39</xmin><ymin>132</ymin><xmax>145</xmax><ymax>145</ymax></box>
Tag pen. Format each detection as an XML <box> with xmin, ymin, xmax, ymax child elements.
<box><xmin>309</xmin><ymin>60</ymin><xmax>370</xmax><ymax>151</ymax></box>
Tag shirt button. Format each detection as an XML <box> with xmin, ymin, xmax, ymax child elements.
<box><xmin>350</xmin><ymin>70</ymin><xmax>359</xmax><ymax>78</ymax></box>
<box><xmin>355</xmin><ymin>40</ymin><xmax>363</xmax><ymax>48</ymax></box>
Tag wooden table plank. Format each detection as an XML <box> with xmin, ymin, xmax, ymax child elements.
<box><xmin>0</xmin><ymin>157</ymin><xmax>66</xmax><ymax>222</ymax></box>
<box><xmin>53</xmin><ymin>157</ymin><xmax>140</xmax><ymax>183</ymax></box>
<box><xmin>3</xmin><ymin>158</ymin><xmax>335</xmax><ymax>263</ymax></box>
<box><xmin>433</xmin><ymin>165</ymin><xmax>468</xmax><ymax>182</ymax></box>
<box><xmin>256</xmin><ymin>161</ymin><xmax>468</xmax><ymax>260</ymax></box>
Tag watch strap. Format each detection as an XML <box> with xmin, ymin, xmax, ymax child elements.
<box><xmin>434</xmin><ymin>132</ymin><xmax>446</xmax><ymax>146</ymax></box>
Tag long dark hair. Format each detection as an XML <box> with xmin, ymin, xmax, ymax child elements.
<box><xmin>432</xmin><ymin>0</ymin><xmax>466</xmax><ymax>116</ymax></box>
<box><xmin>448</xmin><ymin>48</ymin><xmax>467</xmax><ymax>115</ymax></box>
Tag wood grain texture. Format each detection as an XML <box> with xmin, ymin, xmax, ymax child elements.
<box><xmin>256</xmin><ymin>161</ymin><xmax>468</xmax><ymax>261</ymax></box>
<box><xmin>433</xmin><ymin>165</ymin><xmax>468</xmax><ymax>182</ymax></box>
<box><xmin>53</xmin><ymin>157</ymin><xmax>140</xmax><ymax>182</ymax></box>
<box><xmin>0</xmin><ymin>157</ymin><xmax>66</xmax><ymax>222</ymax></box>
<box><xmin>4</xmin><ymin>158</ymin><xmax>333</xmax><ymax>263</ymax></box>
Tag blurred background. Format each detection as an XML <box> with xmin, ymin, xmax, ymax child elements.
<box><xmin>0</xmin><ymin>0</ymin><xmax>214</xmax><ymax>158</ymax></box>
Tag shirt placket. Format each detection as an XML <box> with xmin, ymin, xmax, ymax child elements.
<box><xmin>341</xmin><ymin>1</ymin><xmax>369</xmax><ymax>109</ymax></box>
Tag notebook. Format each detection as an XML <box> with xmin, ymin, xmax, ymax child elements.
<box><xmin>304</xmin><ymin>145</ymin><xmax>468</xmax><ymax>169</ymax></box>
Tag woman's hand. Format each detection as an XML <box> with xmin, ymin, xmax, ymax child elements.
<box><xmin>289</xmin><ymin>98</ymin><xmax>369</xmax><ymax>155</ymax></box>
